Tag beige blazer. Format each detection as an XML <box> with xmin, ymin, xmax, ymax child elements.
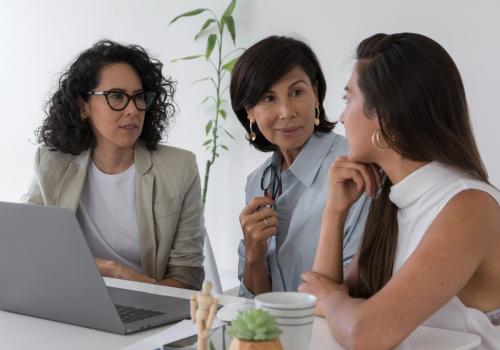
<box><xmin>23</xmin><ymin>142</ymin><xmax>205</xmax><ymax>290</ymax></box>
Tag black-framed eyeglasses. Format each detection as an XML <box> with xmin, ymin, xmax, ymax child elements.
<box><xmin>260</xmin><ymin>164</ymin><xmax>282</xmax><ymax>205</ymax></box>
<box><xmin>87</xmin><ymin>90</ymin><xmax>156</xmax><ymax>111</ymax></box>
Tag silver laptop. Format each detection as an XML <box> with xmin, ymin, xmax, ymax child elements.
<box><xmin>0</xmin><ymin>201</ymin><xmax>191</xmax><ymax>334</ymax></box>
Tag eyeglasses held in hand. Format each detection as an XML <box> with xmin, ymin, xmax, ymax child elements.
<box><xmin>87</xmin><ymin>90</ymin><xmax>156</xmax><ymax>111</ymax></box>
<box><xmin>260</xmin><ymin>164</ymin><xmax>282</xmax><ymax>205</ymax></box>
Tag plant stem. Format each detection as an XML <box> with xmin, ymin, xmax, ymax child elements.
<box><xmin>202</xmin><ymin>18</ymin><xmax>224</xmax><ymax>205</ymax></box>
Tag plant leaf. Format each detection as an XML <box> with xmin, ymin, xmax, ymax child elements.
<box><xmin>199</xmin><ymin>96</ymin><xmax>216</xmax><ymax>106</ymax></box>
<box><xmin>219</xmin><ymin>109</ymin><xmax>227</xmax><ymax>119</ymax></box>
<box><xmin>224</xmin><ymin>128</ymin><xmax>236</xmax><ymax>140</ymax></box>
<box><xmin>171</xmin><ymin>54</ymin><xmax>203</xmax><ymax>63</ymax></box>
<box><xmin>169</xmin><ymin>9</ymin><xmax>208</xmax><ymax>25</ymax></box>
<box><xmin>209</xmin><ymin>341</ymin><xmax>216</xmax><ymax>350</ymax></box>
<box><xmin>205</xmin><ymin>120</ymin><xmax>213</xmax><ymax>135</ymax></box>
<box><xmin>194</xmin><ymin>18</ymin><xmax>217</xmax><ymax>40</ymax></box>
<box><xmin>205</xmin><ymin>34</ymin><xmax>217</xmax><ymax>59</ymax></box>
<box><xmin>223</xmin><ymin>0</ymin><xmax>236</xmax><ymax>18</ymax></box>
<box><xmin>220</xmin><ymin>145</ymin><xmax>229</xmax><ymax>151</ymax></box>
<box><xmin>224</xmin><ymin>15</ymin><xmax>236</xmax><ymax>44</ymax></box>
<box><xmin>191</xmin><ymin>77</ymin><xmax>212</xmax><ymax>86</ymax></box>
<box><xmin>222</xmin><ymin>57</ymin><xmax>238</xmax><ymax>72</ymax></box>
<box><xmin>202</xmin><ymin>139</ymin><xmax>212</xmax><ymax>146</ymax></box>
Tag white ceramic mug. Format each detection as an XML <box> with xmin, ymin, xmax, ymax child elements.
<box><xmin>255</xmin><ymin>292</ymin><xmax>317</xmax><ymax>350</ymax></box>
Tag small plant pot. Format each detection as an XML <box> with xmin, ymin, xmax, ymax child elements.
<box><xmin>229</xmin><ymin>338</ymin><xmax>283</xmax><ymax>350</ymax></box>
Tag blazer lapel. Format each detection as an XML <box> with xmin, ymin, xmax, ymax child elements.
<box><xmin>56</xmin><ymin>150</ymin><xmax>91</xmax><ymax>212</ymax></box>
<box><xmin>134</xmin><ymin>144</ymin><xmax>157</xmax><ymax>279</ymax></box>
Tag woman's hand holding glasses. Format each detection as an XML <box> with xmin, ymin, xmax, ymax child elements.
<box><xmin>239</xmin><ymin>196</ymin><xmax>279</xmax><ymax>263</ymax></box>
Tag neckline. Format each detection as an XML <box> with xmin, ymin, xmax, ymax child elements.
<box><xmin>271</xmin><ymin>132</ymin><xmax>337</xmax><ymax>187</ymax></box>
<box><xmin>389</xmin><ymin>161</ymin><xmax>452</xmax><ymax>209</ymax></box>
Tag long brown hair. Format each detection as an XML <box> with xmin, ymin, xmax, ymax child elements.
<box><xmin>351</xmin><ymin>33</ymin><xmax>489</xmax><ymax>298</ymax></box>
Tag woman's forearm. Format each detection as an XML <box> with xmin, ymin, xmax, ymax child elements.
<box><xmin>243</xmin><ymin>259</ymin><xmax>271</xmax><ymax>295</ymax></box>
<box><xmin>312</xmin><ymin>207</ymin><xmax>348</xmax><ymax>284</ymax></box>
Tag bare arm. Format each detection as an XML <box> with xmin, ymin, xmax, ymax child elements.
<box><xmin>302</xmin><ymin>190</ymin><xmax>500</xmax><ymax>349</ymax></box>
<box><xmin>312</xmin><ymin>157</ymin><xmax>380</xmax><ymax>283</ymax></box>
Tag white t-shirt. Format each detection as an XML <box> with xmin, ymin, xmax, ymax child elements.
<box><xmin>76</xmin><ymin>161</ymin><xmax>142</xmax><ymax>273</ymax></box>
<box><xmin>390</xmin><ymin>161</ymin><xmax>500</xmax><ymax>349</ymax></box>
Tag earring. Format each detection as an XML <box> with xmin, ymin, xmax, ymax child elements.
<box><xmin>314</xmin><ymin>106</ymin><xmax>320</xmax><ymax>126</ymax></box>
<box><xmin>249</xmin><ymin>121</ymin><xmax>256</xmax><ymax>142</ymax></box>
<box><xmin>371</xmin><ymin>129</ymin><xmax>390</xmax><ymax>151</ymax></box>
<box><xmin>81</xmin><ymin>113</ymin><xmax>87</xmax><ymax>121</ymax></box>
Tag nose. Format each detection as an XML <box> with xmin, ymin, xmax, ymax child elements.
<box><xmin>123</xmin><ymin>98</ymin><xmax>140</xmax><ymax>115</ymax></box>
<box><xmin>278</xmin><ymin>98</ymin><xmax>295</xmax><ymax>119</ymax></box>
<box><xmin>339</xmin><ymin>110</ymin><xmax>346</xmax><ymax>125</ymax></box>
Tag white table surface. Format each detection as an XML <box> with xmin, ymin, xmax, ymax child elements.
<box><xmin>0</xmin><ymin>278</ymin><xmax>481</xmax><ymax>350</ymax></box>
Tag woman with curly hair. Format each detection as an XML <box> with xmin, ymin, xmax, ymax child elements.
<box><xmin>24</xmin><ymin>40</ymin><xmax>205</xmax><ymax>290</ymax></box>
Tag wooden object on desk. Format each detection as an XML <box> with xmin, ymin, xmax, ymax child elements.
<box><xmin>190</xmin><ymin>281</ymin><xmax>219</xmax><ymax>350</ymax></box>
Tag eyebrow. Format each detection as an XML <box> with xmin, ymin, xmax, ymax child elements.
<box><xmin>265</xmin><ymin>79</ymin><xmax>307</xmax><ymax>94</ymax></box>
<box><xmin>289</xmin><ymin>79</ymin><xmax>307</xmax><ymax>88</ymax></box>
<box><xmin>106</xmin><ymin>88</ymin><xmax>144</xmax><ymax>94</ymax></box>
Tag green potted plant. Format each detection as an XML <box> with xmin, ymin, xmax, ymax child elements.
<box><xmin>169</xmin><ymin>0</ymin><xmax>243</xmax><ymax>204</ymax></box>
<box><xmin>227</xmin><ymin>309</ymin><xmax>283</xmax><ymax>350</ymax></box>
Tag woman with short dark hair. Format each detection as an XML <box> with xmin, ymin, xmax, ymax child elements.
<box><xmin>300</xmin><ymin>33</ymin><xmax>500</xmax><ymax>349</ymax></box>
<box><xmin>24</xmin><ymin>40</ymin><xmax>205</xmax><ymax>290</ymax></box>
<box><xmin>230</xmin><ymin>36</ymin><xmax>369</xmax><ymax>297</ymax></box>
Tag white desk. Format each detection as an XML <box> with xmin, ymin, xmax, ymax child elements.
<box><xmin>0</xmin><ymin>278</ymin><xmax>481</xmax><ymax>350</ymax></box>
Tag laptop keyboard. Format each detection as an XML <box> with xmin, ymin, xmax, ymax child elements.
<box><xmin>115</xmin><ymin>304</ymin><xmax>165</xmax><ymax>323</ymax></box>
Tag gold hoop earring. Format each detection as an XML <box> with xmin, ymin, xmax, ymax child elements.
<box><xmin>314</xmin><ymin>106</ymin><xmax>320</xmax><ymax>126</ymax></box>
<box><xmin>248</xmin><ymin>121</ymin><xmax>256</xmax><ymax>142</ymax></box>
<box><xmin>371</xmin><ymin>129</ymin><xmax>389</xmax><ymax>151</ymax></box>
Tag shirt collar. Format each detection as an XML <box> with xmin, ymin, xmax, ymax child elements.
<box><xmin>273</xmin><ymin>132</ymin><xmax>337</xmax><ymax>187</ymax></box>
<box><xmin>389</xmin><ymin>161</ymin><xmax>452</xmax><ymax>209</ymax></box>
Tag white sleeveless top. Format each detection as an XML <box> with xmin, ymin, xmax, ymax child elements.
<box><xmin>389</xmin><ymin>162</ymin><xmax>500</xmax><ymax>349</ymax></box>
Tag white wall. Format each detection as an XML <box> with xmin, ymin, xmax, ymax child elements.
<box><xmin>1</xmin><ymin>0</ymin><xmax>499</xmax><ymax>290</ymax></box>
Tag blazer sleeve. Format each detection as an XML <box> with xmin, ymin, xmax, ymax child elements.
<box><xmin>21</xmin><ymin>148</ymin><xmax>44</xmax><ymax>205</ymax></box>
<box><xmin>163</xmin><ymin>153</ymin><xmax>205</xmax><ymax>289</ymax></box>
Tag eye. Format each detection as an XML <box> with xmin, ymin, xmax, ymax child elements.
<box><xmin>291</xmin><ymin>89</ymin><xmax>302</xmax><ymax>97</ymax></box>
<box><xmin>108</xmin><ymin>92</ymin><xmax>125</xmax><ymax>101</ymax></box>
<box><xmin>134</xmin><ymin>92</ymin><xmax>146</xmax><ymax>103</ymax></box>
<box><xmin>261</xmin><ymin>94</ymin><xmax>274</xmax><ymax>103</ymax></box>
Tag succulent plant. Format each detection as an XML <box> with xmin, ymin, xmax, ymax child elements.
<box><xmin>228</xmin><ymin>309</ymin><xmax>282</xmax><ymax>341</ymax></box>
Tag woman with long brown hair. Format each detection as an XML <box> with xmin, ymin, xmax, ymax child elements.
<box><xmin>299</xmin><ymin>33</ymin><xmax>500</xmax><ymax>349</ymax></box>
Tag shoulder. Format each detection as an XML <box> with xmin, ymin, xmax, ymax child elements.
<box><xmin>35</xmin><ymin>146</ymin><xmax>81</xmax><ymax>175</ymax></box>
<box><xmin>433</xmin><ymin>164</ymin><xmax>500</xmax><ymax>207</ymax></box>
<box><xmin>145</xmin><ymin>144</ymin><xmax>199</xmax><ymax>189</ymax></box>
<box><xmin>246</xmin><ymin>156</ymin><xmax>273</xmax><ymax>187</ymax></box>
<box><xmin>325</xmin><ymin>132</ymin><xmax>349</xmax><ymax>158</ymax></box>
<box><xmin>150</xmin><ymin>144</ymin><xmax>196</xmax><ymax>165</ymax></box>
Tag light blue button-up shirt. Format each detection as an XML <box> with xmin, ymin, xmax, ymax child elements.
<box><xmin>238</xmin><ymin>131</ymin><xmax>370</xmax><ymax>298</ymax></box>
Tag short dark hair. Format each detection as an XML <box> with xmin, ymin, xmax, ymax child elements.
<box><xmin>37</xmin><ymin>40</ymin><xmax>176</xmax><ymax>154</ymax></box>
<box><xmin>230</xmin><ymin>35</ymin><xmax>335</xmax><ymax>152</ymax></box>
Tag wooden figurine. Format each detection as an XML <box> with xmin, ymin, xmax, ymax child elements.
<box><xmin>191</xmin><ymin>281</ymin><xmax>219</xmax><ymax>350</ymax></box>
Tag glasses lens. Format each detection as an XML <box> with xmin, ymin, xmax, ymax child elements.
<box><xmin>135</xmin><ymin>92</ymin><xmax>156</xmax><ymax>111</ymax></box>
<box><xmin>107</xmin><ymin>92</ymin><xmax>128</xmax><ymax>110</ymax></box>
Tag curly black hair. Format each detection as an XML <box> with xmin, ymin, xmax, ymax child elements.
<box><xmin>37</xmin><ymin>39</ymin><xmax>176</xmax><ymax>154</ymax></box>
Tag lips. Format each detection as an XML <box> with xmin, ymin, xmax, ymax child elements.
<box><xmin>120</xmin><ymin>123</ymin><xmax>139</xmax><ymax>129</ymax></box>
<box><xmin>276</xmin><ymin>126</ymin><xmax>301</xmax><ymax>135</ymax></box>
